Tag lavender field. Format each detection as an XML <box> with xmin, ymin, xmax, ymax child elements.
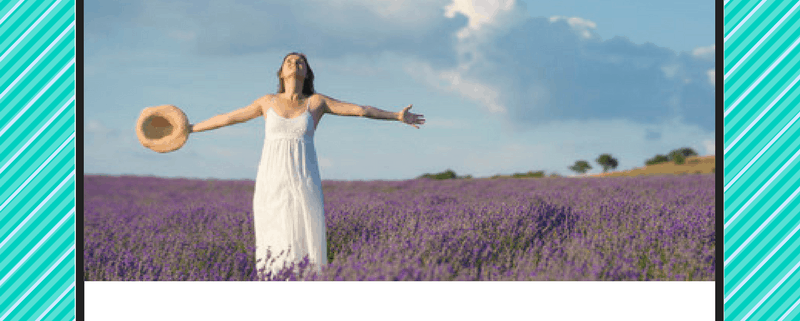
<box><xmin>83</xmin><ymin>174</ymin><xmax>715</xmax><ymax>281</ymax></box>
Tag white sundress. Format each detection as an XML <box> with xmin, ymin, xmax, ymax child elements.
<box><xmin>253</xmin><ymin>97</ymin><xmax>327</xmax><ymax>278</ymax></box>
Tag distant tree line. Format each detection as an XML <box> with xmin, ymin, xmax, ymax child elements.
<box><xmin>417</xmin><ymin>169</ymin><xmax>472</xmax><ymax>180</ymax></box>
<box><xmin>419</xmin><ymin>147</ymin><xmax>701</xmax><ymax>179</ymax></box>
<box><xmin>567</xmin><ymin>147</ymin><xmax>699</xmax><ymax>175</ymax></box>
<box><xmin>568</xmin><ymin>153</ymin><xmax>619</xmax><ymax>174</ymax></box>
<box><xmin>645</xmin><ymin>147</ymin><xmax>697</xmax><ymax>166</ymax></box>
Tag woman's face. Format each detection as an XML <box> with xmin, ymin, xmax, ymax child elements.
<box><xmin>281</xmin><ymin>54</ymin><xmax>307</xmax><ymax>80</ymax></box>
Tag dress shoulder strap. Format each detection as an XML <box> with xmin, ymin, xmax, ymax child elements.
<box><xmin>306</xmin><ymin>97</ymin><xmax>311</xmax><ymax>112</ymax></box>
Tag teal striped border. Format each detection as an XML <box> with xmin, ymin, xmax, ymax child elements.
<box><xmin>0</xmin><ymin>0</ymin><xmax>76</xmax><ymax>320</ymax></box>
<box><xmin>725</xmin><ymin>0</ymin><xmax>800</xmax><ymax>319</ymax></box>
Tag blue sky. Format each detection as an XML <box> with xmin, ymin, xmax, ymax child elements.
<box><xmin>84</xmin><ymin>0</ymin><xmax>715</xmax><ymax>181</ymax></box>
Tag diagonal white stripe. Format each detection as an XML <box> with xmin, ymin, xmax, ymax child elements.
<box><xmin>0</xmin><ymin>0</ymin><xmax>63</xmax><ymax>65</ymax></box>
<box><xmin>725</xmin><ymin>0</ymin><xmax>731</xmax><ymax>6</ymax></box>
<box><xmin>0</xmin><ymin>139</ymin><xmax>75</xmax><ymax>252</ymax></box>
<box><xmin>725</xmin><ymin>215</ymin><xmax>800</xmax><ymax>303</ymax></box>
<box><xmin>725</xmin><ymin>148</ymin><xmax>800</xmax><ymax>229</ymax></box>
<box><xmin>0</xmin><ymin>244</ymin><xmax>74</xmax><ymax>321</ymax></box>
<box><xmin>0</xmin><ymin>21</ymin><xmax>75</xmax><ymax>102</ymax></box>
<box><xmin>725</xmin><ymin>74</ymin><xmax>800</xmax><ymax>155</ymax></box>
<box><xmin>725</xmin><ymin>0</ymin><xmax>767</xmax><ymax>42</ymax></box>
<box><xmin>724</xmin><ymin>114</ymin><xmax>800</xmax><ymax>193</ymax></box>
<box><xmin>0</xmin><ymin>208</ymin><xmax>75</xmax><ymax>288</ymax></box>
<box><xmin>725</xmin><ymin>187</ymin><xmax>800</xmax><ymax>266</ymax></box>
<box><xmin>0</xmin><ymin>132</ymin><xmax>73</xmax><ymax>214</ymax></box>
<box><xmin>741</xmin><ymin>258</ymin><xmax>800</xmax><ymax>321</ymax></box>
<box><xmin>0</xmin><ymin>0</ymin><xmax>25</xmax><ymax>26</ymax></box>
<box><xmin>0</xmin><ymin>96</ymin><xmax>74</xmax><ymax>175</ymax></box>
<box><xmin>778</xmin><ymin>295</ymin><xmax>800</xmax><ymax>321</ymax></box>
<box><xmin>0</xmin><ymin>169</ymin><xmax>74</xmax><ymax>252</ymax></box>
<box><xmin>724</xmin><ymin>37</ymin><xmax>800</xmax><ymax>118</ymax></box>
<box><xmin>0</xmin><ymin>58</ymin><xmax>75</xmax><ymax>139</ymax></box>
<box><xmin>34</xmin><ymin>281</ymin><xmax>75</xmax><ymax>321</ymax></box>
<box><xmin>725</xmin><ymin>1</ymin><xmax>800</xmax><ymax>80</ymax></box>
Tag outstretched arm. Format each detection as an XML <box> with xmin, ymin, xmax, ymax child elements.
<box><xmin>190</xmin><ymin>99</ymin><xmax>264</xmax><ymax>133</ymax></box>
<box><xmin>321</xmin><ymin>94</ymin><xmax>425</xmax><ymax>128</ymax></box>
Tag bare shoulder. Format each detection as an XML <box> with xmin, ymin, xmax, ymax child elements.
<box><xmin>310</xmin><ymin>93</ymin><xmax>328</xmax><ymax>103</ymax></box>
<box><xmin>254</xmin><ymin>94</ymin><xmax>276</xmax><ymax>111</ymax></box>
<box><xmin>314</xmin><ymin>93</ymin><xmax>342</xmax><ymax>112</ymax></box>
<box><xmin>255</xmin><ymin>94</ymin><xmax>276</xmax><ymax>105</ymax></box>
<box><xmin>309</xmin><ymin>93</ymin><xmax>328</xmax><ymax>111</ymax></box>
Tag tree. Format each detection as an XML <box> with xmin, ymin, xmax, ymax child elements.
<box><xmin>595</xmin><ymin>154</ymin><xmax>619</xmax><ymax>173</ymax></box>
<box><xmin>672</xmin><ymin>153</ymin><xmax>686</xmax><ymax>165</ymax></box>
<box><xmin>668</xmin><ymin>148</ymin><xmax>697</xmax><ymax>165</ymax></box>
<box><xmin>645</xmin><ymin>147</ymin><xmax>697</xmax><ymax>166</ymax></box>
<box><xmin>645</xmin><ymin>154</ymin><xmax>670</xmax><ymax>166</ymax></box>
<box><xmin>673</xmin><ymin>147</ymin><xmax>698</xmax><ymax>158</ymax></box>
<box><xmin>418</xmin><ymin>169</ymin><xmax>458</xmax><ymax>180</ymax></box>
<box><xmin>568</xmin><ymin>160</ymin><xmax>592</xmax><ymax>174</ymax></box>
<box><xmin>512</xmin><ymin>170</ymin><xmax>545</xmax><ymax>178</ymax></box>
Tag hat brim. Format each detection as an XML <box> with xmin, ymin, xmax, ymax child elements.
<box><xmin>136</xmin><ymin>105</ymin><xmax>190</xmax><ymax>153</ymax></box>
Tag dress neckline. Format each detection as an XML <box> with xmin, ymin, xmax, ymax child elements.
<box><xmin>268</xmin><ymin>108</ymin><xmax>310</xmax><ymax>121</ymax></box>
<box><xmin>270</xmin><ymin>95</ymin><xmax>311</xmax><ymax>120</ymax></box>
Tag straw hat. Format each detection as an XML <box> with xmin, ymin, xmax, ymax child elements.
<box><xmin>136</xmin><ymin>105</ymin><xmax>190</xmax><ymax>153</ymax></box>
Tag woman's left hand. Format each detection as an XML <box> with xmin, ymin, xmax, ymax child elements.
<box><xmin>399</xmin><ymin>105</ymin><xmax>425</xmax><ymax>129</ymax></box>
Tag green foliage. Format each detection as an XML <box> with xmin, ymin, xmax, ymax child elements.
<box><xmin>645</xmin><ymin>154</ymin><xmax>670</xmax><ymax>166</ymax></box>
<box><xmin>511</xmin><ymin>170</ymin><xmax>545</xmax><ymax>178</ymax></box>
<box><xmin>667</xmin><ymin>148</ymin><xmax>696</xmax><ymax>165</ymax></box>
<box><xmin>672</xmin><ymin>153</ymin><xmax>685</xmax><ymax>165</ymax></box>
<box><xmin>595</xmin><ymin>154</ymin><xmax>619</xmax><ymax>173</ymax></box>
<box><xmin>418</xmin><ymin>169</ymin><xmax>458</xmax><ymax>180</ymax></box>
<box><xmin>568</xmin><ymin>160</ymin><xmax>592</xmax><ymax>174</ymax></box>
<box><xmin>671</xmin><ymin>147</ymin><xmax>698</xmax><ymax>158</ymax></box>
<box><xmin>488</xmin><ymin>170</ymin><xmax>545</xmax><ymax>179</ymax></box>
<box><xmin>645</xmin><ymin>147</ymin><xmax>698</xmax><ymax>167</ymax></box>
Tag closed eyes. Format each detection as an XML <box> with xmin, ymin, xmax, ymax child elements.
<box><xmin>285</xmin><ymin>59</ymin><xmax>303</xmax><ymax>65</ymax></box>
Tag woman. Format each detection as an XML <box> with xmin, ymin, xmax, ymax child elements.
<box><xmin>189</xmin><ymin>52</ymin><xmax>425</xmax><ymax>279</ymax></box>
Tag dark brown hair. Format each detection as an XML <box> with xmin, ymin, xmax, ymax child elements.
<box><xmin>276</xmin><ymin>52</ymin><xmax>315</xmax><ymax>95</ymax></box>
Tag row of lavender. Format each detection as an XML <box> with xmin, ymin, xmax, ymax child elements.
<box><xmin>83</xmin><ymin>174</ymin><xmax>715</xmax><ymax>281</ymax></box>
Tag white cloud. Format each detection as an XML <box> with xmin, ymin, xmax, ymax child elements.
<box><xmin>706</xmin><ymin>69</ymin><xmax>715</xmax><ymax>86</ymax></box>
<box><xmin>692</xmin><ymin>44</ymin><xmax>715</xmax><ymax>60</ymax></box>
<box><xmin>404</xmin><ymin>59</ymin><xmax>507</xmax><ymax>114</ymax></box>
<box><xmin>661</xmin><ymin>64</ymin><xmax>680</xmax><ymax>78</ymax></box>
<box><xmin>702</xmin><ymin>139</ymin><xmax>715</xmax><ymax>155</ymax></box>
<box><xmin>439</xmin><ymin>70</ymin><xmax>506</xmax><ymax>113</ymax></box>
<box><xmin>396</xmin><ymin>0</ymin><xmax>528</xmax><ymax>115</ymax></box>
<box><xmin>445</xmin><ymin>0</ymin><xmax>526</xmax><ymax>39</ymax></box>
<box><xmin>549</xmin><ymin>16</ymin><xmax>598</xmax><ymax>39</ymax></box>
